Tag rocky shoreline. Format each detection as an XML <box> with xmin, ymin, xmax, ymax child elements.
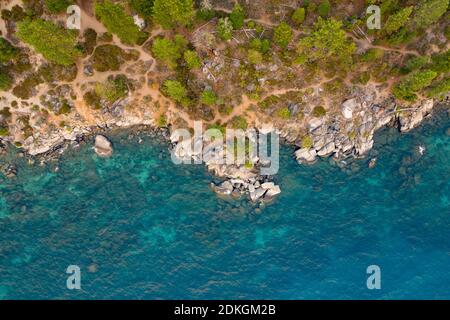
<box><xmin>0</xmin><ymin>96</ymin><xmax>448</xmax><ymax>203</ymax></box>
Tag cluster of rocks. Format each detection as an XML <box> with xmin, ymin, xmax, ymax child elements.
<box><xmin>211</xmin><ymin>178</ymin><xmax>281</xmax><ymax>202</ymax></box>
<box><xmin>398</xmin><ymin>99</ymin><xmax>434</xmax><ymax>132</ymax></box>
<box><xmin>170</xmin><ymin>132</ymin><xmax>282</xmax><ymax>202</ymax></box>
<box><xmin>293</xmin><ymin>95</ymin><xmax>436</xmax><ymax>165</ymax></box>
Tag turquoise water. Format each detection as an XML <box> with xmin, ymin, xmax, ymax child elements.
<box><xmin>0</xmin><ymin>109</ymin><xmax>449</xmax><ymax>299</ymax></box>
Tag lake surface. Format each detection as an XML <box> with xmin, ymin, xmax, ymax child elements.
<box><xmin>0</xmin><ymin>109</ymin><xmax>449</xmax><ymax>299</ymax></box>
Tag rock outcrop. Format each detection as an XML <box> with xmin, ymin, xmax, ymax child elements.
<box><xmin>94</xmin><ymin>135</ymin><xmax>113</xmax><ymax>157</ymax></box>
<box><xmin>399</xmin><ymin>99</ymin><xmax>434</xmax><ymax>132</ymax></box>
<box><xmin>293</xmin><ymin>93</ymin><xmax>437</xmax><ymax>165</ymax></box>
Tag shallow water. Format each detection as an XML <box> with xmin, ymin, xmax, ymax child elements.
<box><xmin>0</xmin><ymin>109</ymin><xmax>449</xmax><ymax>299</ymax></box>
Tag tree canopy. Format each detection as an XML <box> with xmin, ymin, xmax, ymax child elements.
<box><xmin>0</xmin><ymin>37</ymin><xmax>19</xmax><ymax>63</ymax></box>
<box><xmin>229</xmin><ymin>3</ymin><xmax>245</xmax><ymax>29</ymax></box>
<box><xmin>163</xmin><ymin>80</ymin><xmax>190</xmax><ymax>106</ymax></box>
<box><xmin>152</xmin><ymin>0</ymin><xmax>194</xmax><ymax>29</ymax></box>
<box><xmin>184</xmin><ymin>50</ymin><xmax>201</xmax><ymax>69</ymax></box>
<box><xmin>217</xmin><ymin>18</ymin><xmax>233</xmax><ymax>41</ymax></box>
<box><xmin>411</xmin><ymin>0</ymin><xmax>449</xmax><ymax>29</ymax></box>
<box><xmin>384</xmin><ymin>6</ymin><xmax>413</xmax><ymax>35</ymax></box>
<box><xmin>393</xmin><ymin>70</ymin><xmax>437</xmax><ymax>101</ymax></box>
<box><xmin>297</xmin><ymin>18</ymin><xmax>356</xmax><ymax>68</ymax></box>
<box><xmin>45</xmin><ymin>0</ymin><xmax>73</xmax><ymax>13</ymax></box>
<box><xmin>129</xmin><ymin>0</ymin><xmax>154</xmax><ymax>18</ymax></box>
<box><xmin>151</xmin><ymin>37</ymin><xmax>183</xmax><ymax>69</ymax></box>
<box><xmin>274</xmin><ymin>22</ymin><xmax>293</xmax><ymax>48</ymax></box>
<box><xmin>292</xmin><ymin>8</ymin><xmax>305</xmax><ymax>25</ymax></box>
<box><xmin>0</xmin><ymin>70</ymin><xmax>13</xmax><ymax>91</ymax></box>
<box><xmin>95</xmin><ymin>0</ymin><xmax>143</xmax><ymax>45</ymax></box>
<box><xmin>16</xmin><ymin>19</ymin><xmax>81</xmax><ymax>66</ymax></box>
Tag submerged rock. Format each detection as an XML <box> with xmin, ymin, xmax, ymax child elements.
<box><xmin>1</xmin><ymin>163</ymin><xmax>17</xmax><ymax>178</ymax></box>
<box><xmin>210</xmin><ymin>182</ymin><xmax>232</xmax><ymax>196</ymax></box>
<box><xmin>94</xmin><ymin>135</ymin><xmax>113</xmax><ymax>157</ymax></box>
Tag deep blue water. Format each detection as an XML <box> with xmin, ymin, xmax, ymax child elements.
<box><xmin>0</xmin><ymin>109</ymin><xmax>449</xmax><ymax>300</ymax></box>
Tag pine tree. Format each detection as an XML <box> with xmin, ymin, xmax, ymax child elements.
<box><xmin>411</xmin><ymin>0</ymin><xmax>449</xmax><ymax>29</ymax></box>
<box><xmin>297</xmin><ymin>18</ymin><xmax>356</xmax><ymax>68</ymax></box>
<box><xmin>153</xmin><ymin>0</ymin><xmax>195</xmax><ymax>29</ymax></box>
<box><xmin>217</xmin><ymin>17</ymin><xmax>233</xmax><ymax>41</ymax></box>
<box><xmin>274</xmin><ymin>22</ymin><xmax>293</xmax><ymax>48</ymax></box>
<box><xmin>384</xmin><ymin>6</ymin><xmax>413</xmax><ymax>35</ymax></box>
<box><xmin>16</xmin><ymin>18</ymin><xmax>81</xmax><ymax>66</ymax></box>
<box><xmin>229</xmin><ymin>3</ymin><xmax>245</xmax><ymax>29</ymax></box>
<box><xmin>95</xmin><ymin>0</ymin><xmax>143</xmax><ymax>45</ymax></box>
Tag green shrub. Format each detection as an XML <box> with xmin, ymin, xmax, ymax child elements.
<box><xmin>229</xmin><ymin>115</ymin><xmax>248</xmax><ymax>130</ymax></box>
<box><xmin>163</xmin><ymin>80</ymin><xmax>190</xmax><ymax>106</ymax></box>
<box><xmin>247</xmin><ymin>49</ymin><xmax>263</xmax><ymax>64</ymax></box>
<box><xmin>312</xmin><ymin>105</ymin><xmax>327</xmax><ymax>117</ymax></box>
<box><xmin>129</xmin><ymin>0</ymin><xmax>154</xmax><ymax>18</ymax></box>
<box><xmin>297</xmin><ymin>18</ymin><xmax>356</xmax><ymax>68</ymax></box>
<box><xmin>152</xmin><ymin>0</ymin><xmax>194</xmax><ymax>29</ymax></box>
<box><xmin>230</xmin><ymin>3</ymin><xmax>245</xmax><ymax>29</ymax></box>
<box><xmin>359</xmin><ymin>48</ymin><xmax>384</xmax><ymax>62</ymax></box>
<box><xmin>157</xmin><ymin>114</ymin><xmax>167</xmax><ymax>127</ymax></box>
<box><xmin>393</xmin><ymin>70</ymin><xmax>438</xmax><ymax>101</ymax></box>
<box><xmin>317</xmin><ymin>0</ymin><xmax>330</xmax><ymax>18</ymax></box>
<box><xmin>95</xmin><ymin>75</ymin><xmax>130</xmax><ymax>102</ymax></box>
<box><xmin>184</xmin><ymin>50</ymin><xmax>201</xmax><ymax>69</ymax></box>
<box><xmin>445</xmin><ymin>25</ymin><xmax>450</xmax><ymax>40</ymax></box>
<box><xmin>276</xmin><ymin>107</ymin><xmax>291</xmax><ymax>119</ymax></box>
<box><xmin>196</xmin><ymin>8</ymin><xmax>216</xmax><ymax>22</ymax></box>
<box><xmin>151</xmin><ymin>37</ymin><xmax>182</xmax><ymax>69</ymax></box>
<box><xmin>45</xmin><ymin>0</ymin><xmax>73</xmax><ymax>13</ymax></box>
<box><xmin>92</xmin><ymin>44</ymin><xmax>126</xmax><ymax>72</ymax></box>
<box><xmin>83</xmin><ymin>28</ymin><xmax>97</xmax><ymax>55</ymax></box>
<box><xmin>12</xmin><ymin>73</ymin><xmax>43</xmax><ymax>99</ymax></box>
<box><xmin>352</xmin><ymin>72</ymin><xmax>370</xmax><ymax>85</ymax></box>
<box><xmin>16</xmin><ymin>19</ymin><xmax>81</xmax><ymax>66</ymax></box>
<box><xmin>57</xmin><ymin>100</ymin><xmax>72</xmax><ymax>115</ymax></box>
<box><xmin>250</xmin><ymin>38</ymin><xmax>270</xmax><ymax>54</ymax></box>
<box><xmin>95</xmin><ymin>0</ymin><xmax>143</xmax><ymax>45</ymax></box>
<box><xmin>217</xmin><ymin>17</ymin><xmax>233</xmax><ymax>41</ymax></box>
<box><xmin>411</xmin><ymin>0</ymin><xmax>449</xmax><ymax>29</ymax></box>
<box><xmin>200</xmin><ymin>89</ymin><xmax>217</xmax><ymax>106</ymax></box>
<box><xmin>292</xmin><ymin>8</ymin><xmax>306</xmax><ymax>25</ymax></box>
<box><xmin>0</xmin><ymin>37</ymin><xmax>19</xmax><ymax>63</ymax></box>
<box><xmin>274</xmin><ymin>22</ymin><xmax>293</xmax><ymax>48</ymax></box>
<box><xmin>83</xmin><ymin>91</ymin><xmax>102</xmax><ymax>109</ymax></box>
<box><xmin>0</xmin><ymin>126</ymin><xmax>9</xmax><ymax>137</ymax></box>
<box><xmin>301</xmin><ymin>135</ymin><xmax>313</xmax><ymax>149</ymax></box>
<box><xmin>98</xmin><ymin>32</ymin><xmax>113</xmax><ymax>42</ymax></box>
<box><xmin>427</xmin><ymin>77</ymin><xmax>450</xmax><ymax>98</ymax></box>
<box><xmin>404</xmin><ymin>56</ymin><xmax>429</xmax><ymax>73</ymax></box>
<box><xmin>384</xmin><ymin>6</ymin><xmax>413</xmax><ymax>35</ymax></box>
<box><xmin>430</xmin><ymin>50</ymin><xmax>450</xmax><ymax>74</ymax></box>
<box><xmin>0</xmin><ymin>70</ymin><xmax>13</xmax><ymax>91</ymax></box>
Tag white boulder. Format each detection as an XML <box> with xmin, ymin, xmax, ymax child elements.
<box><xmin>94</xmin><ymin>135</ymin><xmax>113</xmax><ymax>157</ymax></box>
